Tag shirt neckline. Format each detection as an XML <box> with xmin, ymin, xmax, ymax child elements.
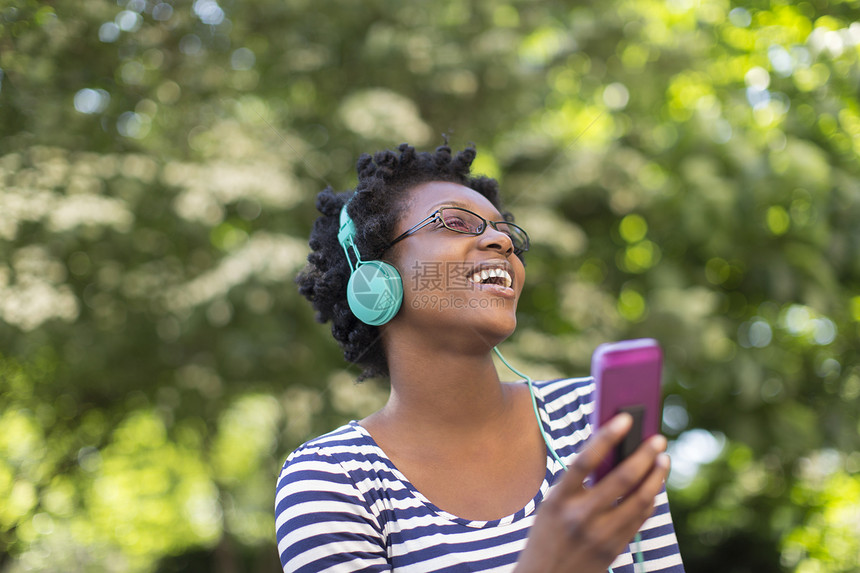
<box><xmin>348</xmin><ymin>381</ymin><xmax>561</xmax><ymax>529</ymax></box>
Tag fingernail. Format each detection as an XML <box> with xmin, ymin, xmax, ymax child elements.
<box><xmin>657</xmin><ymin>453</ymin><xmax>670</xmax><ymax>468</ymax></box>
<box><xmin>650</xmin><ymin>434</ymin><xmax>667</xmax><ymax>451</ymax></box>
<box><xmin>608</xmin><ymin>412</ymin><xmax>632</xmax><ymax>432</ymax></box>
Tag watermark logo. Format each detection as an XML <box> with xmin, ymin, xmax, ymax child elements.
<box><xmin>410</xmin><ymin>294</ymin><xmax>506</xmax><ymax>311</ymax></box>
<box><xmin>352</xmin><ymin>265</ymin><xmax>397</xmax><ymax>311</ymax></box>
<box><xmin>410</xmin><ymin>261</ymin><xmax>478</xmax><ymax>291</ymax></box>
<box><xmin>407</xmin><ymin>261</ymin><xmax>507</xmax><ymax>311</ymax></box>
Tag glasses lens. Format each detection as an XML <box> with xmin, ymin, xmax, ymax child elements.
<box><xmin>439</xmin><ymin>208</ymin><xmax>529</xmax><ymax>254</ymax></box>
<box><xmin>440</xmin><ymin>208</ymin><xmax>483</xmax><ymax>234</ymax></box>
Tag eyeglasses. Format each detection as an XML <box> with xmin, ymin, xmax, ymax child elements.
<box><xmin>387</xmin><ymin>207</ymin><xmax>530</xmax><ymax>256</ymax></box>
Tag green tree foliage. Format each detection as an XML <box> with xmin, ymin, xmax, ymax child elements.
<box><xmin>1</xmin><ymin>0</ymin><xmax>859</xmax><ymax>571</ymax></box>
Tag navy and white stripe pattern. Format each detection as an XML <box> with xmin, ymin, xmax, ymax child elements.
<box><xmin>276</xmin><ymin>377</ymin><xmax>685</xmax><ymax>572</ymax></box>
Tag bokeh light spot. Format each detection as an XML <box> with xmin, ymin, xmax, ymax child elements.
<box><xmin>98</xmin><ymin>22</ymin><xmax>120</xmax><ymax>43</ymax></box>
<box><xmin>619</xmin><ymin>214</ymin><xmax>648</xmax><ymax>243</ymax></box>
<box><xmin>74</xmin><ymin>89</ymin><xmax>110</xmax><ymax>114</ymax></box>
<box><xmin>766</xmin><ymin>205</ymin><xmax>790</xmax><ymax>235</ymax></box>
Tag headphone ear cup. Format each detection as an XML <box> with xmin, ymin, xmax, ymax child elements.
<box><xmin>346</xmin><ymin>260</ymin><xmax>403</xmax><ymax>326</ymax></box>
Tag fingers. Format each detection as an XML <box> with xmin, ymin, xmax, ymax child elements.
<box><xmin>617</xmin><ymin>451</ymin><xmax>671</xmax><ymax>518</ymax></box>
<box><xmin>596</xmin><ymin>433</ymin><xmax>668</xmax><ymax>496</ymax></box>
<box><xmin>604</xmin><ymin>447</ymin><xmax>671</xmax><ymax>533</ymax></box>
<box><xmin>563</xmin><ymin>413</ymin><xmax>633</xmax><ymax>490</ymax></box>
<box><xmin>547</xmin><ymin>413</ymin><xmax>669</xmax><ymax>522</ymax></box>
<box><xmin>541</xmin><ymin>413</ymin><xmax>633</xmax><ymax>516</ymax></box>
<box><xmin>526</xmin><ymin>424</ymin><xmax>672</xmax><ymax>572</ymax></box>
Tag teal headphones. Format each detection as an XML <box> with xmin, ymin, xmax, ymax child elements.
<box><xmin>338</xmin><ymin>203</ymin><xmax>403</xmax><ymax>325</ymax></box>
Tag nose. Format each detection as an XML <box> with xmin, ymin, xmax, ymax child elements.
<box><xmin>477</xmin><ymin>225</ymin><xmax>514</xmax><ymax>256</ymax></box>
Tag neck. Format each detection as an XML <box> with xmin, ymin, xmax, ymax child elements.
<box><xmin>376</xmin><ymin>334</ymin><xmax>515</xmax><ymax>437</ymax></box>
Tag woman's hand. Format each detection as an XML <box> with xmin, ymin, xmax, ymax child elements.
<box><xmin>515</xmin><ymin>413</ymin><xmax>671</xmax><ymax>573</ymax></box>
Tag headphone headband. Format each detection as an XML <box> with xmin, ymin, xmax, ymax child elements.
<box><xmin>338</xmin><ymin>204</ymin><xmax>360</xmax><ymax>271</ymax></box>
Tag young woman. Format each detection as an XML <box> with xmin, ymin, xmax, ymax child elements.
<box><xmin>277</xmin><ymin>142</ymin><xmax>685</xmax><ymax>572</ymax></box>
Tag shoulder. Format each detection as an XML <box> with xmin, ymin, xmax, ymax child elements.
<box><xmin>276</xmin><ymin>421</ymin><xmax>403</xmax><ymax>510</ymax></box>
<box><xmin>532</xmin><ymin>377</ymin><xmax>595</xmax><ymax>464</ymax></box>
<box><xmin>276</xmin><ymin>422</ymin><xmax>375</xmax><ymax>494</ymax></box>
<box><xmin>284</xmin><ymin>421</ymin><xmax>368</xmax><ymax>460</ymax></box>
<box><xmin>533</xmin><ymin>376</ymin><xmax>594</xmax><ymax>418</ymax></box>
<box><xmin>275</xmin><ymin>423</ymin><xmax>390</xmax><ymax>570</ymax></box>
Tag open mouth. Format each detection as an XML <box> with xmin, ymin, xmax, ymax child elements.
<box><xmin>467</xmin><ymin>267</ymin><xmax>513</xmax><ymax>289</ymax></box>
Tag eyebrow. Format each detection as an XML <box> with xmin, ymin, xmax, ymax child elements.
<box><xmin>430</xmin><ymin>199</ymin><xmax>467</xmax><ymax>208</ymax></box>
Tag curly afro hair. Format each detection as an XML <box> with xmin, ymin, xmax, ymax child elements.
<box><xmin>296</xmin><ymin>141</ymin><xmax>516</xmax><ymax>380</ymax></box>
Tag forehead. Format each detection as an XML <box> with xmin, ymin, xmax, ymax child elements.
<box><xmin>403</xmin><ymin>181</ymin><xmax>502</xmax><ymax>218</ymax></box>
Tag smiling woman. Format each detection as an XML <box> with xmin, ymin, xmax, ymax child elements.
<box><xmin>278</xmin><ymin>142</ymin><xmax>685</xmax><ymax>573</ymax></box>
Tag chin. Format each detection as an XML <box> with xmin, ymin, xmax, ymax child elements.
<box><xmin>472</xmin><ymin>312</ymin><xmax>518</xmax><ymax>346</ymax></box>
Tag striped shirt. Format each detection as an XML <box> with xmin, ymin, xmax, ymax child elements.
<box><xmin>275</xmin><ymin>377</ymin><xmax>685</xmax><ymax>572</ymax></box>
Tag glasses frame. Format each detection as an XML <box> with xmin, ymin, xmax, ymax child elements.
<box><xmin>386</xmin><ymin>207</ymin><xmax>530</xmax><ymax>256</ymax></box>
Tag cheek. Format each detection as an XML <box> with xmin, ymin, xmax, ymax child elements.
<box><xmin>391</xmin><ymin>244</ymin><xmax>466</xmax><ymax>290</ymax></box>
<box><xmin>393</xmin><ymin>254</ymin><xmax>485</xmax><ymax>313</ymax></box>
<box><xmin>513</xmin><ymin>259</ymin><xmax>526</xmax><ymax>293</ymax></box>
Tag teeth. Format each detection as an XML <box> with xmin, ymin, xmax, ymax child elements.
<box><xmin>468</xmin><ymin>267</ymin><xmax>513</xmax><ymax>289</ymax></box>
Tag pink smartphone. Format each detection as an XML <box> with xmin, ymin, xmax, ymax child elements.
<box><xmin>589</xmin><ymin>338</ymin><xmax>663</xmax><ymax>482</ymax></box>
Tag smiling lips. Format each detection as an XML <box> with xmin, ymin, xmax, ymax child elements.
<box><xmin>467</xmin><ymin>266</ymin><xmax>513</xmax><ymax>289</ymax></box>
